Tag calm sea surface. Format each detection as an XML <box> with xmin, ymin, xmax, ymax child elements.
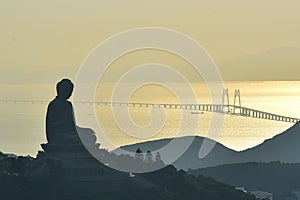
<box><xmin>0</xmin><ymin>81</ymin><xmax>299</xmax><ymax>156</ymax></box>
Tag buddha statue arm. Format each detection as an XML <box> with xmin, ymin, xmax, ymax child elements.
<box><xmin>66</xmin><ymin>101</ymin><xmax>79</xmax><ymax>135</ymax></box>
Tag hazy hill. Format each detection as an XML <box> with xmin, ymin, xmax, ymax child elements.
<box><xmin>240</xmin><ymin>122</ymin><xmax>300</xmax><ymax>162</ymax></box>
<box><xmin>188</xmin><ymin>162</ymin><xmax>300</xmax><ymax>191</ymax></box>
<box><xmin>188</xmin><ymin>162</ymin><xmax>300</xmax><ymax>200</ymax></box>
<box><xmin>115</xmin><ymin>136</ymin><xmax>242</xmax><ymax>170</ymax></box>
<box><xmin>115</xmin><ymin>122</ymin><xmax>300</xmax><ymax>170</ymax></box>
<box><xmin>219</xmin><ymin>47</ymin><xmax>300</xmax><ymax>81</ymax></box>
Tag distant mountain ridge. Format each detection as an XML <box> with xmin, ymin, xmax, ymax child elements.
<box><xmin>115</xmin><ymin>122</ymin><xmax>300</xmax><ymax>170</ymax></box>
<box><xmin>219</xmin><ymin>47</ymin><xmax>300</xmax><ymax>81</ymax></box>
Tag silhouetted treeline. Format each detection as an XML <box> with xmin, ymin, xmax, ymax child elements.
<box><xmin>142</xmin><ymin>165</ymin><xmax>257</xmax><ymax>200</ymax></box>
<box><xmin>0</xmin><ymin>151</ymin><xmax>257</xmax><ymax>200</ymax></box>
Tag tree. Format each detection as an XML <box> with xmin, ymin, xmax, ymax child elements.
<box><xmin>135</xmin><ymin>148</ymin><xmax>144</xmax><ymax>161</ymax></box>
<box><xmin>145</xmin><ymin>150</ymin><xmax>153</xmax><ymax>163</ymax></box>
<box><xmin>155</xmin><ymin>152</ymin><xmax>164</xmax><ymax>166</ymax></box>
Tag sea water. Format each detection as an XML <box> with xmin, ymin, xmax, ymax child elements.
<box><xmin>0</xmin><ymin>81</ymin><xmax>298</xmax><ymax>156</ymax></box>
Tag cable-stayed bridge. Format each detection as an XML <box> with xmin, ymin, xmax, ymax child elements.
<box><xmin>0</xmin><ymin>89</ymin><xmax>299</xmax><ymax>123</ymax></box>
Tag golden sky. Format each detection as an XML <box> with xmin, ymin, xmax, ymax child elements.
<box><xmin>1</xmin><ymin>0</ymin><xmax>300</xmax><ymax>83</ymax></box>
<box><xmin>1</xmin><ymin>0</ymin><xmax>300</xmax><ymax>155</ymax></box>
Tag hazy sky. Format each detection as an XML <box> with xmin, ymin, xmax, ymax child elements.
<box><xmin>1</xmin><ymin>1</ymin><xmax>300</xmax><ymax>155</ymax></box>
<box><xmin>1</xmin><ymin>0</ymin><xmax>300</xmax><ymax>83</ymax></box>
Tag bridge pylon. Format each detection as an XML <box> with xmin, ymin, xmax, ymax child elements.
<box><xmin>222</xmin><ymin>88</ymin><xmax>230</xmax><ymax>112</ymax></box>
<box><xmin>233</xmin><ymin>89</ymin><xmax>242</xmax><ymax>114</ymax></box>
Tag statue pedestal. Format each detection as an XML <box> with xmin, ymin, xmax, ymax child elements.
<box><xmin>25</xmin><ymin>141</ymin><xmax>156</xmax><ymax>193</ymax></box>
<box><xmin>33</xmin><ymin>143</ymin><xmax>117</xmax><ymax>181</ymax></box>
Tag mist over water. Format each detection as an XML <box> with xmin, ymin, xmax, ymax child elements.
<box><xmin>0</xmin><ymin>81</ymin><xmax>298</xmax><ymax>156</ymax></box>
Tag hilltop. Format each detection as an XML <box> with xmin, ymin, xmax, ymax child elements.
<box><xmin>114</xmin><ymin>136</ymin><xmax>241</xmax><ymax>169</ymax></box>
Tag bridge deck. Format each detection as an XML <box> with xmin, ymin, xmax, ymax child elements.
<box><xmin>0</xmin><ymin>100</ymin><xmax>299</xmax><ymax>123</ymax></box>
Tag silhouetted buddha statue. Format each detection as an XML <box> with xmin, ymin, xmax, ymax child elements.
<box><xmin>45</xmin><ymin>79</ymin><xmax>96</xmax><ymax>145</ymax></box>
<box><xmin>29</xmin><ymin>79</ymin><xmax>115</xmax><ymax>180</ymax></box>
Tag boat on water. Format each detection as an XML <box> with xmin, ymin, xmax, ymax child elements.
<box><xmin>190</xmin><ymin>111</ymin><xmax>204</xmax><ymax>115</ymax></box>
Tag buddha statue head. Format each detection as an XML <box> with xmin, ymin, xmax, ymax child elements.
<box><xmin>56</xmin><ymin>79</ymin><xmax>74</xmax><ymax>100</ymax></box>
